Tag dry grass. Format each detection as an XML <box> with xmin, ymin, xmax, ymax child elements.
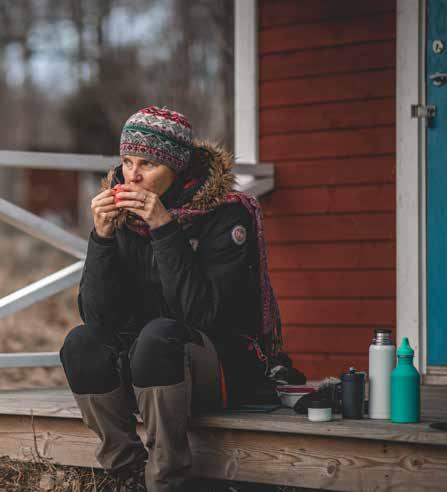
<box><xmin>0</xmin><ymin>222</ymin><xmax>81</xmax><ymax>390</ymax></box>
<box><xmin>0</xmin><ymin>456</ymin><xmax>315</xmax><ymax>491</ymax></box>
<box><xmin>0</xmin><ymin>456</ymin><xmax>114</xmax><ymax>491</ymax></box>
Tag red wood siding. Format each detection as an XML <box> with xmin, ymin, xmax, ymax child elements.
<box><xmin>259</xmin><ymin>0</ymin><xmax>396</xmax><ymax>379</ymax></box>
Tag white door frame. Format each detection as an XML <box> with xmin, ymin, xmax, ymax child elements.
<box><xmin>234</xmin><ymin>0</ymin><xmax>258</xmax><ymax>165</ymax></box>
<box><xmin>396</xmin><ymin>0</ymin><xmax>427</xmax><ymax>374</ymax></box>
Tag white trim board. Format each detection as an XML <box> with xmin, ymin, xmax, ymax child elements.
<box><xmin>396</xmin><ymin>0</ymin><xmax>426</xmax><ymax>373</ymax></box>
<box><xmin>234</xmin><ymin>0</ymin><xmax>258</xmax><ymax>191</ymax></box>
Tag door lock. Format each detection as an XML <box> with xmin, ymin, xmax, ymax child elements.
<box><xmin>430</xmin><ymin>72</ymin><xmax>447</xmax><ymax>86</ymax></box>
<box><xmin>411</xmin><ymin>105</ymin><xmax>437</xmax><ymax>127</ymax></box>
<box><xmin>411</xmin><ymin>105</ymin><xmax>437</xmax><ymax>119</ymax></box>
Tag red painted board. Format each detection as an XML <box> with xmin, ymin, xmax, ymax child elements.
<box><xmin>260</xmin><ymin>70</ymin><xmax>395</xmax><ymax>108</ymax></box>
<box><xmin>268</xmin><ymin>242</ymin><xmax>395</xmax><ymax>269</ymax></box>
<box><xmin>272</xmin><ymin>157</ymin><xmax>395</xmax><ymax>188</ymax></box>
<box><xmin>260</xmin><ymin>41</ymin><xmax>395</xmax><ymax>82</ymax></box>
<box><xmin>260</xmin><ymin>98</ymin><xmax>395</xmax><ymax>135</ymax></box>
<box><xmin>260</xmin><ymin>0</ymin><xmax>395</xmax><ymax>28</ymax></box>
<box><xmin>278</xmin><ymin>299</ymin><xmax>395</xmax><ymax>326</ymax></box>
<box><xmin>270</xmin><ymin>270</ymin><xmax>396</xmax><ymax>298</ymax></box>
<box><xmin>260</xmin><ymin>13</ymin><xmax>395</xmax><ymax>54</ymax></box>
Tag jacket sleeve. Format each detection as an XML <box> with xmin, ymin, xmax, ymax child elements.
<box><xmin>78</xmin><ymin>229</ymin><xmax>131</xmax><ymax>332</ymax></box>
<box><xmin>151</xmin><ymin>203</ymin><xmax>257</xmax><ymax>334</ymax></box>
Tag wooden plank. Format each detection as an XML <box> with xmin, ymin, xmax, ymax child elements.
<box><xmin>260</xmin><ymin>0</ymin><xmax>396</xmax><ymax>28</ymax></box>
<box><xmin>261</xmin><ymin>184</ymin><xmax>395</xmax><ymax>215</ymax></box>
<box><xmin>192</xmin><ymin>411</ymin><xmax>447</xmax><ymax>446</ymax></box>
<box><xmin>273</xmin><ymin>156</ymin><xmax>395</xmax><ymax>188</ymax></box>
<box><xmin>278</xmin><ymin>299</ymin><xmax>396</xmax><ymax>326</ymax></box>
<box><xmin>264</xmin><ymin>214</ymin><xmax>395</xmax><ymax>243</ymax></box>
<box><xmin>260</xmin><ymin>127</ymin><xmax>395</xmax><ymax>161</ymax></box>
<box><xmin>268</xmin><ymin>242</ymin><xmax>395</xmax><ymax>269</ymax></box>
<box><xmin>270</xmin><ymin>270</ymin><xmax>396</xmax><ymax>297</ymax></box>
<box><xmin>260</xmin><ymin>12</ymin><xmax>396</xmax><ymax>54</ymax></box>
<box><xmin>282</xmin><ymin>325</ymin><xmax>381</xmax><ymax>354</ymax></box>
<box><xmin>1</xmin><ymin>414</ymin><xmax>447</xmax><ymax>490</ymax></box>
<box><xmin>260</xmin><ymin>41</ymin><xmax>396</xmax><ymax>81</ymax></box>
<box><xmin>260</xmin><ymin>98</ymin><xmax>395</xmax><ymax>135</ymax></box>
<box><xmin>0</xmin><ymin>388</ymin><xmax>80</xmax><ymax>419</ymax></box>
<box><xmin>260</xmin><ymin>70</ymin><xmax>395</xmax><ymax>108</ymax></box>
<box><xmin>0</xmin><ymin>386</ymin><xmax>446</xmax><ymax>442</ymax></box>
<box><xmin>190</xmin><ymin>430</ymin><xmax>447</xmax><ymax>489</ymax></box>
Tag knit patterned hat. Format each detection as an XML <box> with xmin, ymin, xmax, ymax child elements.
<box><xmin>120</xmin><ymin>106</ymin><xmax>193</xmax><ymax>174</ymax></box>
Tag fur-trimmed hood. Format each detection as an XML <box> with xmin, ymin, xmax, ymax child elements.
<box><xmin>101</xmin><ymin>139</ymin><xmax>237</xmax><ymax>212</ymax></box>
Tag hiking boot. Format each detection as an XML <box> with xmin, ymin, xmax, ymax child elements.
<box><xmin>106</xmin><ymin>459</ymin><xmax>147</xmax><ymax>491</ymax></box>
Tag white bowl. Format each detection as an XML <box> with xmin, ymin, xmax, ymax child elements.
<box><xmin>276</xmin><ymin>385</ymin><xmax>316</xmax><ymax>408</ymax></box>
<box><xmin>278</xmin><ymin>392</ymin><xmax>307</xmax><ymax>408</ymax></box>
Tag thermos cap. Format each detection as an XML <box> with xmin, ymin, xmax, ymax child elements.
<box><xmin>372</xmin><ymin>328</ymin><xmax>393</xmax><ymax>345</ymax></box>
<box><xmin>341</xmin><ymin>367</ymin><xmax>366</xmax><ymax>381</ymax></box>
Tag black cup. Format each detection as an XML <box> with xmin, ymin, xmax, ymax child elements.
<box><xmin>341</xmin><ymin>367</ymin><xmax>365</xmax><ymax>419</ymax></box>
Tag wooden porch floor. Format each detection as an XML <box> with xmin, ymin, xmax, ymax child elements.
<box><xmin>1</xmin><ymin>386</ymin><xmax>447</xmax><ymax>490</ymax></box>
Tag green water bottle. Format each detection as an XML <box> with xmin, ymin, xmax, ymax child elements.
<box><xmin>390</xmin><ymin>337</ymin><xmax>420</xmax><ymax>423</ymax></box>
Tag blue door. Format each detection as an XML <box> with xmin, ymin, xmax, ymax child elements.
<box><xmin>427</xmin><ymin>0</ymin><xmax>447</xmax><ymax>365</ymax></box>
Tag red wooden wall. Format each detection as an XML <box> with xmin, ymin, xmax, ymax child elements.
<box><xmin>259</xmin><ymin>0</ymin><xmax>396</xmax><ymax>379</ymax></box>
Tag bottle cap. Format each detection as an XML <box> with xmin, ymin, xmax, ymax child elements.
<box><xmin>397</xmin><ymin>337</ymin><xmax>414</xmax><ymax>357</ymax></box>
<box><xmin>374</xmin><ymin>328</ymin><xmax>391</xmax><ymax>334</ymax></box>
<box><xmin>340</xmin><ymin>367</ymin><xmax>366</xmax><ymax>381</ymax></box>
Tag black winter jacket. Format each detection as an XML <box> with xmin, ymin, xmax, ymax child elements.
<box><xmin>78</xmin><ymin>143</ymin><xmax>268</xmax><ymax>405</ymax></box>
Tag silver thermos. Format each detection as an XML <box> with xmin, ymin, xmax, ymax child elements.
<box><xmin>368</xmin><ymin>328</ymin><xmax>395</xmax><ymax>420</ymax></box>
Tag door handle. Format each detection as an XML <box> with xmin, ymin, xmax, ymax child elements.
<box><xmin>430</xmin><ymin>72</ymin><xmax>447</xmax><ymax>86</ymax></box>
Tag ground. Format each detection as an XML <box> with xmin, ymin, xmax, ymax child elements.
<box><xmin>0</xmin><ymin>458</ymin><xmax>314</xmax><ymax>491</ymax></box>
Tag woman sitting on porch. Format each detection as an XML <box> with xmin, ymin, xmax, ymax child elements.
<box><xmin>59</xmin><ymin>105</ymin><xmax>282</xmax><ymax>491</ymax></box>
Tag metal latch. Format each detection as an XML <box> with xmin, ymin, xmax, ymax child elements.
<box><xmin>430</xmin><ymin>72</ymin><xmax>447</xmax><ymax>86</ymax></box>
<box><xmin>411</xmin><ymin>104</ymin><xmax>437</xmax><ymax>119</ymax></box>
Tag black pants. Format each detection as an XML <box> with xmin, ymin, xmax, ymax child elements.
<box><xmin>60</xmin><ymin>317</ymin><xmax>193</xmax><ymax>395</ymax></box>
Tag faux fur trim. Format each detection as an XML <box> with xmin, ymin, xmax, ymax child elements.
<box><xmin>100</xmin><ymin>139</ymin><xmax>236</xmax><ymax>212</ymax></box>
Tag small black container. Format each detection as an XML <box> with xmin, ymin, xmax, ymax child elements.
<box><xmin>341</xmin><ymin>367</ymin><xmax>365</xmax><ymax>419</ymax></box>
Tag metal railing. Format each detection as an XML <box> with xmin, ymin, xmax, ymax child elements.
<box><xmin>0</xmin><ymin>150</ymin><xmax>274</xmax><ymax>369</ymax></box>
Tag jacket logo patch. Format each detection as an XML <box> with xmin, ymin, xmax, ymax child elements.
<box><xmin>231</xmin><ymin>225</ymin><xmax>247</xmax><ymax>245</ymax></box>
<box><xmin>189</xmin><ymin>238</ymin><xmax>199</xmax><ymax>251</ymax></box>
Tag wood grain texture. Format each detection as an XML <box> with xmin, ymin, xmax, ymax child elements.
<box><xmin>260</xmin><ymin>13</ymin><xmax>396</xmax><ymax>54</ymax></box>
<box><xmin>260</xmin><ymin>42</ymin><xmax>396</xmax><ymax>81</ymax></box>
<box><xmin>1</xmin><ymin>412</ymin><xmax>447</xmax><ymax>490</ymax></box>
<box><xmin>260</xmin><ymin>0</ymin><xmax>395</xmax><ymax>28</ymax></box>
